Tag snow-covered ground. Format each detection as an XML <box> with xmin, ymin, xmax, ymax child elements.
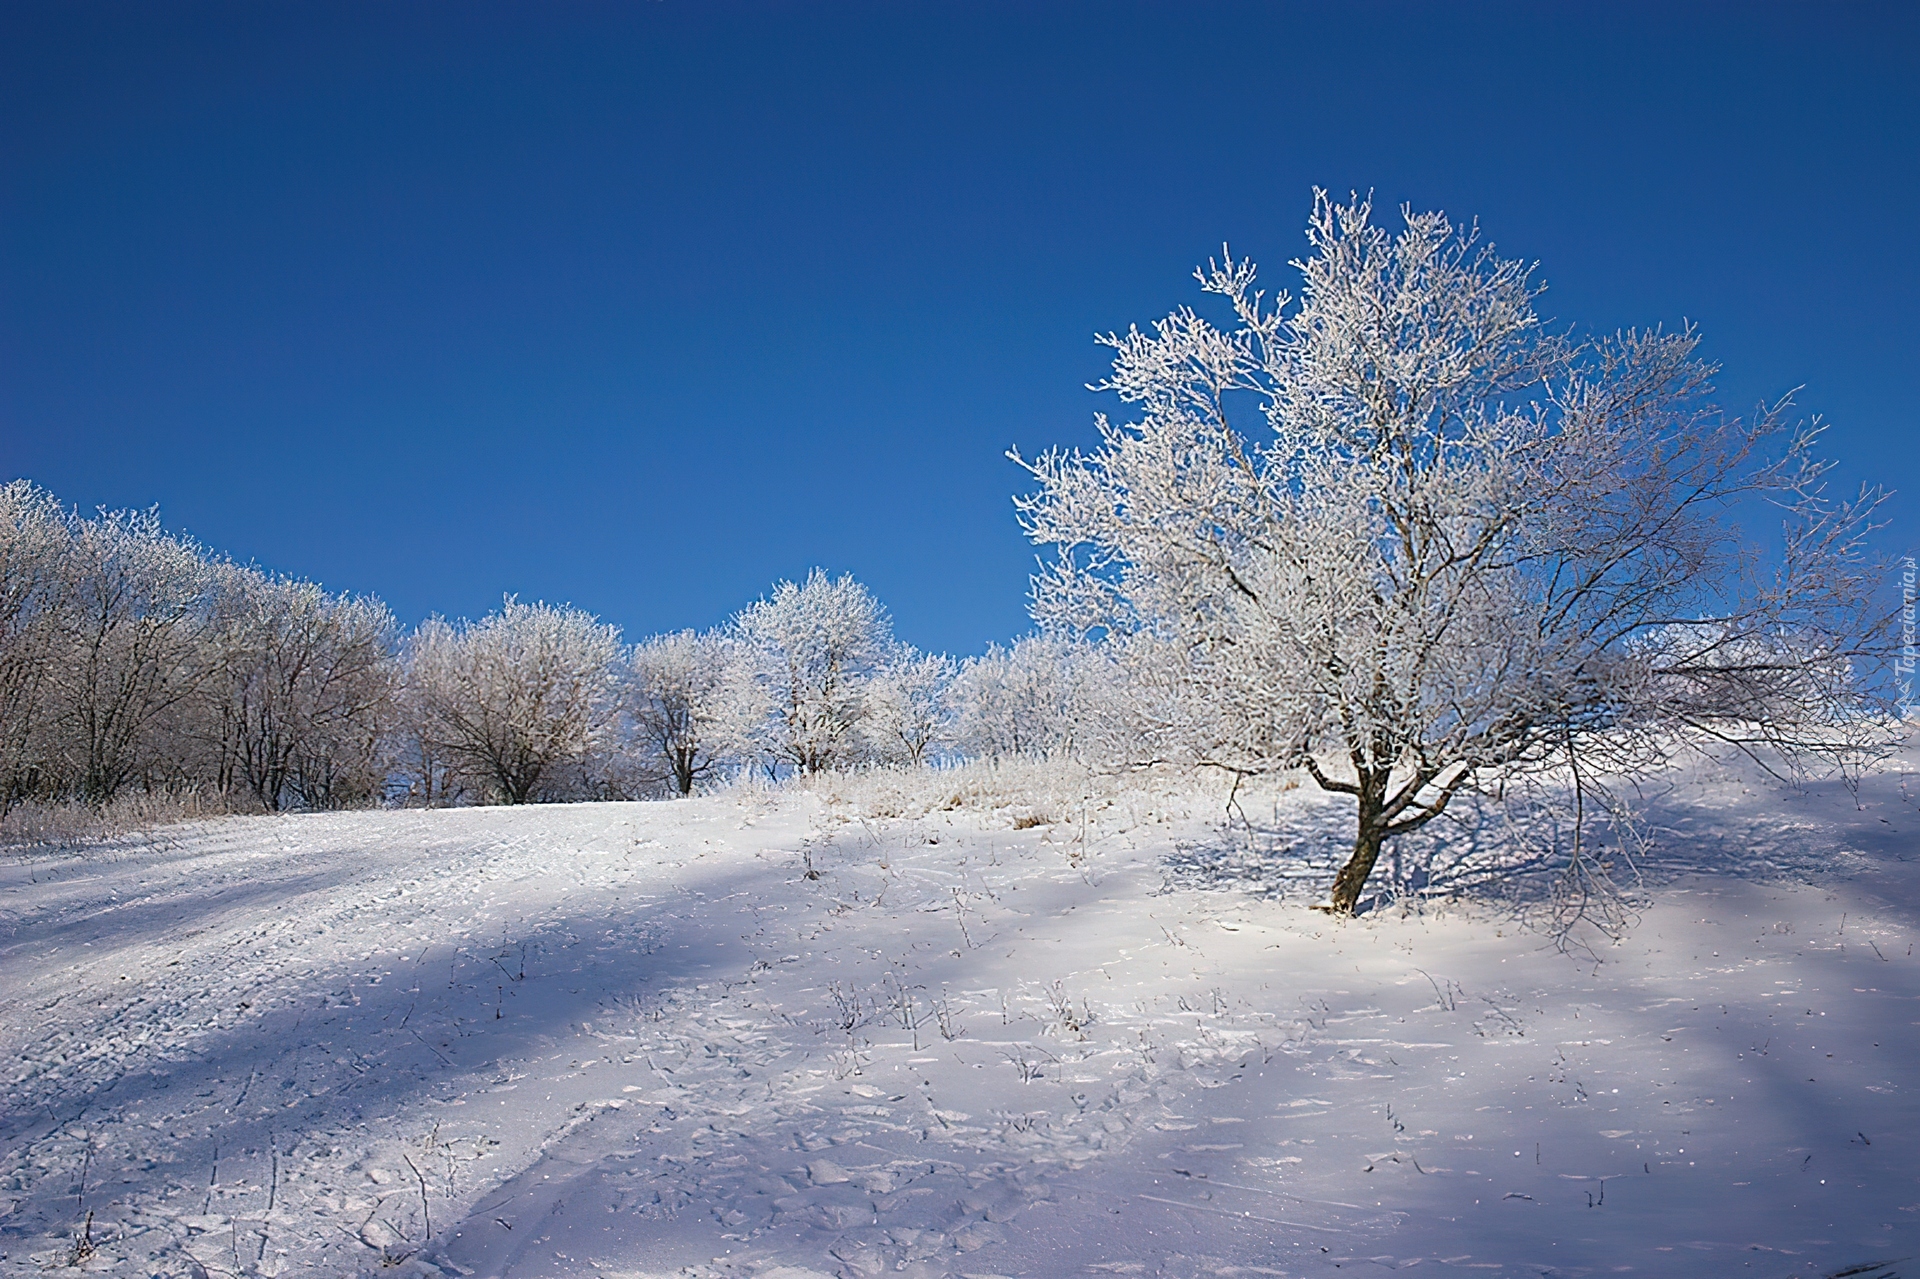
<box><xmin>2</xmin><ymin>750</ymin><xmax>1917</xmax><ymax>1279</ymax></box>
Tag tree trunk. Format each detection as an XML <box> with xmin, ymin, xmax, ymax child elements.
<box><xmin>1328</xmin><ymin>768</ymin><xmax>1389</xmax><ymax>914</ymax></box>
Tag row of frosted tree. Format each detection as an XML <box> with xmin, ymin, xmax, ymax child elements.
<box><xmin>0</xmin><ymin>480</ymin><xmax>1105</xmax><ymax>813</ymax></box>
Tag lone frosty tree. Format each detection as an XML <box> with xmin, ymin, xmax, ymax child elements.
<box><xmin>1016</xmin><ymin>192</ymin><xmax>1886</xmax><ymax>914</ymax></box>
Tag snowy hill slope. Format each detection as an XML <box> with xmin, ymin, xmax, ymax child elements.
<box><xmin>2</xmin><ymin>752</ymin><xmax>1917</xmax><ymax>1279</ymax></box>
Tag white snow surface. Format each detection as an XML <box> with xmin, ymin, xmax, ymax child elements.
<box><xmin>2</xmin><ymin>752</ymin><xmax>1917</xmax><ymax>1279</ymax></box>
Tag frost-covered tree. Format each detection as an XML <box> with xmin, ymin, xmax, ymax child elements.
<box><xmin>1016</xmin><ymin>191</ymin><xmax>1888</xmax><ymax>914</ymax></box>
<box><xmin>198</xmin><ymin>566</ymin><xmax>398</xmax><ymax>811</ymax></box>
<box><xmin>403</xmin><ymin>598</ymin><xmax>624</xmax><ymax>804</ymax></box>
<box><xmin>629</xmin><ymin>629</ymin><xmax>739</xmax><ymax>794</ymax></box>
<box><xmin>0</xmin><ymin>484</ymin><xmax>400</xmax><ymax>812</ymax></box>
<box><xmin>949</xmin><ymin>634</ymin><xmax>1112</xmax><ymax>761</ymax></box>
<box><xmin>0</xmin><ymin>482</ymin><xmax>71</xmax><ymax>812</ymax></box>
<box><xmin>731</xmin><ymin>570</ymin><xmax>892</xmax><ymax>775</ymax></box>
<box><xmin>864</xmin><ymin>647</ymin><xmax>956</xmax><ymax>766</ymax></box>
<box><xmin>42</xmin><ymin>506</ymin><xmax>220</xmax><ymax>804</ymax></box>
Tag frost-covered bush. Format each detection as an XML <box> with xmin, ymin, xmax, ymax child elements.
<box><xmin>0</xmin><ymin>786</ymin><xmax>229</xmax><ymax>851</ymax></box>
<box><xmin>799</xmin><ymin>750</ymin><xmax>1197</xmax><ymax>837</ymax></box>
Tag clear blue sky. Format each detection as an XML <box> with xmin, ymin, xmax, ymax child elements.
<box><xmin>3</xmin><ymin>2</ymin><xmax>1915</xmax><ymax>655</ymax></box>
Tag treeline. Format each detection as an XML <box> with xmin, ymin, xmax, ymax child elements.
<box><xmin>0</xmin><ymin>481</ymin><xmax>1110</xmax><ymax>813</ymax></box>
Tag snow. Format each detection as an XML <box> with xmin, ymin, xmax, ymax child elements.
<box><xmin>2</xmin><ymin>752</ymin><xmax>1917</xmax><ymax>1278</ymax></box>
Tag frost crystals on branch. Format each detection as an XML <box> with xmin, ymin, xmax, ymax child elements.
<box><xmin>1014</xmin><ymin>190</ymin><xmax>1893</xmax><ymax>916</ymax></box>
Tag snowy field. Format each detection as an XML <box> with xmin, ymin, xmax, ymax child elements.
<box><xmin>2</xmin><ymin>750</ymin><xmax>1917</xmax><ymax>1279</ymax></box>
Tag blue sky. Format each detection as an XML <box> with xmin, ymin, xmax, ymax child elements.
<box><xmin>2</xmin><ymin>2</ymin><xmax>1915</xmax><ymax>655</ymax></box>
